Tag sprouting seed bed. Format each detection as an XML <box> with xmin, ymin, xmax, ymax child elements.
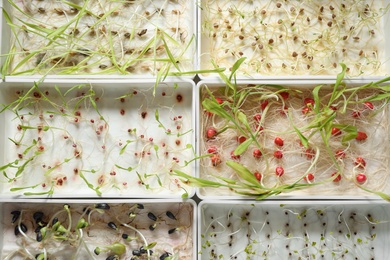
<box><xmin>2</xmin><ymin>0</ymin><xmax>195</xmax><ymax>76</ymax></box>
<box><xmin>196</xmin><ymin>80</ymin><xmax>390</xmax><ymax>198</ymax></box>
<box><xmin>200</xmin><ymin>0</ymin><xmax>390</xmax><ymax>77</ymax></box>
<box><xmin>199</xmin><ymin>202</ymin><xmax>390</xmax><ymax>259</ymax></box>
<box><xmin>0</xmin><ymin>81</ymin><xmax>194</xmax><ymax>197</ymax></box>
<box><xmin>0</xmin><ymin>201</ymin><xmax>194</xmax><ymax>259</ymax></box>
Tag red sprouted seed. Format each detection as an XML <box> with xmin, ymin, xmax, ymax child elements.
<box><xmin>356</xmin><ymin>131</ymin><xmax>367</xmax><ymax>141</ymax></box>
<box><xmin>74</xmin><ymin>118</ymin><xmax>79</xmax><ymax>123</ymax></box>
<box><xmin>329</xmin><ymin>105</ymin><xmax>338</xmax><ymax>111</ymax></box>
<box><xmin>98</xmin><ymin>175</ymin><xmax>105</xmax><ymax>185</ymax></box>
<box><xmin>331</xmin><ymin>127</ymin><xmax>342</xmax><ymax>136</ymax></box>
<box><xmin>110</xmin><ymin>171</ymin><xmax>116</xmax><ymax>176</ymax></box>
<box><xmin>215</xmin><ymin>97</ymin><xmax>223</xmax><ymax>104</ymax></box>
<box><xmin>207</xmin><ymin>146</ymin><xmax>218</xmax><ymax>154</ymax></box>
<box><xmin>352</xmin><ymin>111</ymin><xmax>361</xmax><ymax>118</ymax></box>
<box><xmin>230</xmin><ymin>151</ymin><xmax>240</xmax><ymax>160</ymax></box>
<box><xmin>304</xmin><ymin>98</ymin><xmax>315</xmax><ymax>107</ymax></box>
<box><xmin>178</xmin><ymin>115</ymin><xmax>182</xmax><ymax>119</ymax></box>
<box><xmin>206</xmin><ymin>127</ymin><xmax>217</xmax><ymax>139</ymax></box>
<box><xmin>33</xmin><ymin>92</ymin><xmax>41</xmax><ymax>98</ymax></box>
<box><xmin>42</xmin><ymin>183</ymin><xmax>46</xmax><ymax>188</ymax></box>
<box><xmin>72</xmin><ymin>144</ymin><xmax>77</xmax><ymax>148</ymax></box>
<box><xmin>364</xmin><ymin>102</ymin><xmax>374</xmax><ymax>110</ymax></box>
<box><xmin>162</xmin><ymin>92</ymin><xmax>166</xmax><ymax>96</ymax></box>
<box><xmin>254</xmin><ymin>171</ymin><xmax>262</xmax><ymax>181</ymax></box>
<box><xmin>274</xmin><ymin>150</ymin><xmax>283</xmax><ymax>159</ymax></box>
<box><xmin>176</xmin><ymin>125</ymin><xmax>181</xmax><ymax>130</ymax></box>
<box><xmin>175</xmin><ymin>139</ymin><xmax>181</xmax><ymax>145</ymax></box>
<box><xmin>133</xmin><ymin>91</ymin><xmax>138</xmax><ymax>95</ymax></box>
<box><xmin>275</xmin><ymin>166</ymin><xmax>284</xmax><ymax>176</ymax></box>
<box><xmin>120</xmin><ymin>109</ymin><xmax>125</xmax><ymax>115</ymax></box>
<box><xmin>274</xmin><ymin>137</ymin><xmax>284</xmax><ymax>147</ymax></box>
<box><xmin>90</xmin><ymin>119</ymin><xmax>95</xmax><ymax>123</ymax></box>
<box><xmin>237</xmin><ymin>136</ymin><xmax>247</xmax><ymax>144</ymax></box>
<box><xmin>102</xmin><ymin>145</ymin><xmax>106</xmax><ymax>149</ymax></box>
<box><xmin>95</xmin><ymin>97</ymin><xmax>100</xmax><ymax>102</ymax></box>
<box><xmin>127</xmin><ymin>129</ymin><xmax>132</xmax><ymax>133</ymax></box>
<box><xmin>253</xmin><ymin>149</ymin><xmax>262</xmax><ymax>158</ymax></box>
<box><xmin>74</xmin><ymin>168</ymin><xmax>79</xmax><ymax>174</ymax></box>
<box><xmin>38</xmin><ymin>146</ymin><xmax>44</xmax><ymax>152</ymax></box>
<box><xmin>20</xmin><ymin>116</ymin><xmax>24</xmax><ymax>120</ymax></box>
<box><xmin>256</xmin><ymin>125</ymin><xmax>264</xmax><ymax>132</ymax></box>
<box><xmin>173</xmin><ymin>116</ymin><xmax>177</xmax><ymax>121</ymax></box>
<box><xmin>260</xmin><ymin>100</ymin><xmax>269</xmax><ymax>110</ymax></box>
<box><xmin>335</xmin><ymin>150</ymin><xmax>346</xmax><ymax>159</ymax></box>
<box><xmin>74</xmin><ymin>111</ymin><xmax>81</xmax><ymax>116</ymax></box>
<box><xmin>302</xmin><ymin>106</ymin><xmax>311</xmax><ymax>115</ymax></box>
<box><xmin>355</xmin><ymin>157</ymin><xmax>366</xmax><ymax>168</ymax></box>
<box><xmin>49</xmin><ymin>114</ymin><xmax>54</xmax><ymax>118</ymax></box>
<box><xmin>305</xmin><ymin>148</ymin><xmax>315</xmax><ymax>159</ymax></box>
<box><xmin>176</xmin><ymin>94</ymin><xmax>183</xmax><ymax>102</ymax></box>
<box><xmin>149</xmin><ymin>137</ymin><xmax>153</xmax><ymax>142</ymax></box>
<box><xmin>332</xmin><ymin>172</ymin><xmax>341</xmax><ymax>182</ymax></box>
<box><xmin>140</xmin><ymin>135</ymin><xmax>144</xmax><ymax>139</ymax></box>
<box><xmin>356</xmin><ymin>173</ymin><xmax>367</xmax><ymax>183</ymax></box>
<box><xmin>64</xmin><ymin>136</ymin><xmax>69</xmax><ymax>139</ymax></box>
<box><xmin>96</xmin><ymin>131</ymin><xmax>101</xmax><ymax>135</ymax></box>
<box><xmin>211</xmin><ymin>154</ymin><xmax>222</xmax><ymax>166</ymax></box>
<box><xmin>63</xmin><ymin>177</ymin><xmax>67</xmax><ymax>181</ymax></box>
<box><xmin>253</xmin><ymin>114</ymin><xmax>261</xmax><ymax>122</ymax></box>
<box><xmin>167</xmin><ymin>129</ymin><xmax>172</xmax><ymax>134</ymax></box>
<box><xmin>304</xmin><ymin>173</ymin><xmax>314</xmax><ymax>181</ymax></box>
<box><xmin>17</xmin><ymin>154</ymin><xmax>23</xmax><ymax>159</ymax></box>
<box><xmin>141</xmin><ymin>112</ymin><xmax>147</xmax><ymax>119</ymax></box>
<box><xmin>280</xmin><ymin>91</ymin><xmax>289</xmax><ymax>100</ymax></box>
<box><xmin>123</xmin><ymin>182</ymin><xmax>127</xmax><ymax>186</ymax></box>
<box><xmin>162</xmin><ymin>143</ymin><xmax>166</xmax><ymax>147</ymax></box>
<box><xmin>279</xmin><ymin>105</ymin><xmax>288</xmax><ymax>116</ymax></box>
<box><xmin>120</xmin><ymin>98</ymin><xmax>125</xmax><ymax>103</ymax></box>
<box><xmin>17</xmin><ymin>125</ymin><xmax>22</xmax><ymax>131</ymax></box>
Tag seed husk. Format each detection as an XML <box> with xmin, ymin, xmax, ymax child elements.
<box><xmin>11</xmin><ymin>210</ymin><xmax>21</xmax><ymax>223</ymax></box>
<box><xmin>166</xmin><ymin>211</ymin><xmax>177</xmax><ymax>220</ymax></box>
<box><xmin>160</xmin><ymin>252</ymin><xmax>172</xmax><ymax>260</ymax></box>
<box><xmin>95</xmin><ymin>203</ymin><xmax>110</xmax><ymax>210</ymax></box>
<box><xmin>147</xmin><ymin>212</ymin><xmax>157</xmax><ymax>221</ymax></box>
<box><xmin>108</xmin><ymin>222</ymin><xmax>118</xmax><ymax>230</ymax></box>
<box><xmin>106</xmin><ymin>256</ymin><xmax>119</xmax><ymax>260</ymax></box>
<box><xmin>168</xmin><ymin>227</ymin><xmax>177</xmax><ymax>234</ymax></box>
<box><xmin>14</xmin><ymin>223</ymin><xmax>28</xmax><ymax>236</ymax></box>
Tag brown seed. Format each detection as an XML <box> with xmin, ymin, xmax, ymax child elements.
<box><xmin>276</xmin><ymin>3</ymin><xmax>281</xmax><ymax>8</ymax></box>
<box><xmin>268</xmin><ymin>39</ymin><xmax>274</xmax><ymax>44</ymax></box>
<box><xmin>327</xmin><ymin>21</ymin><xmax>332</xmax><ymax>27</ymax></box>
<box><xmin>292</xmin><ymin>51</ymin><xmax>298</xmax><ymax>57</ymax></box>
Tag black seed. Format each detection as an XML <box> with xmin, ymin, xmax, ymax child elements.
<box><xmin>140</xmin><ymin>246</ymin><xmax>153</xmax><ymax>255</ymax></box>
<box><xmin>132</xmin><ymin>250</ymin><xmax>141</xmax><ymax>256</ymax></box>
<box><xmin>83</xmin><ymin>207</ymin><xmax>91</xmax><ymax>214</ymax></box>
<box><xmin>33</xmin><ymin>212</ymin><xmax>44</xmax><ymax>223</ymax></box>
<box><xmin>149</xmin><ymin>224</ymin><xmax>156</xmax><ymax>231</ymax></box>
<box><xmin>14</xmin><ymin>223</ymin><xmax>27</xmax><ymax>236</ymax></box>
<box><xmin>168</xmin><ymin>227</ymin><xmax>177</xmax><ymax>234</ymax></box>
<box><xmin>95</xmin><ymin>203</ymin><xmax>110</xmax><ymax>210</ymax></box>
<box><xmin>52</xmin><ymin>217</ymin><xmax>58</xmax><ymax>225</ymax></box>
<box><xmin>122</xmin><ymin>233</ymin><xmax>128</xmax><ymax>239</ymax></box>
<box><xmin>35</xmin><ymin>226</ymin><xmax>42</xmax><ymax>233</ymax></box>
<box><xmin>136</xmin><ymin>204</ymin><xmax>144</xmax><ymax>209</ymax></box>
<box><xmin>106</xmin><ymin>255</ymin><xmax>119</xmax><ymax>260</ymax></box>
<box><xmin>108</xmin><ymin>222</ymin><xmax>117</xmax><ymax>230</ymax></box>
<box><xmin>11</xmin><ymin>210</ymin><xmax>21</xmax><ymax>223</ymax></box>
<box><xmin>148</xmin><ymin>212</ymin><xmax>157</xmax><ymax>221</ymax></box>
<box><xmin>166</xmin><ymin>211</ymin><xmax>176</xmax><ymax>220</ymax></box>
<box><xmin>36</xmin><ymin>231</ymin><xmax>43</xmax><ymax>242</ymax></box>
<box><xmin>160</xmin><ymin>252</ymin><xmax>171</xmax><ymax>260</ymax></box>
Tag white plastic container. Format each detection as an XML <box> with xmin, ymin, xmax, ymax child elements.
<box><xmin>0</xmin><ymin>198</ymin><xmax>196</xmax><ymax>260</ymax></box>
<box><xmin>198</xmin><ymin>0</ymin><xmax>390</xmax><ymax>80</ymax></box>
<box><xmin>198</xmin><ymin>200</ymin><xmax>390</xmax><ymax>260</ymax></box>
<box><xmin>0</xmin><ymin>79</ymin><xmax>196</xmax><ymax>198</ymax></box>
<box><xmin>0</xmin><ymin>0</ymin><xmax>197</xmax><ymax>79</ymax></box>
<box><xmin>196</xmin><ymin>80</ymin><xmax>390</xmax><ymax>200</ymax></box>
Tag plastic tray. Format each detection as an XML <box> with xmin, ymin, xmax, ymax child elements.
<box><xmin>0</xmin><ymin>198</ymin><xmax>196</xmax><ymax>259</ymax></box>
<box><xmin>196</xmin><ymin>80</ymin><xmax>390</xmax><ymax>199</ymax></box>
<box><xmin>198</xmin><ymin>200</ymin><xmax>390</xmax><ymax>259</ymax></box>
<box><xmin>0</xmin><ymin>79</ymin><xmax>195</xmax><ymax>198</ymax></box>
<box><xmin>198</xmin><ymin>0</ymin><xmax>390</xmax><ymax>79</ymax></box>
<box><xmin>0</xmin><ymin>0</ymin><xmax>197</xmax><ymax>79</ymax></box>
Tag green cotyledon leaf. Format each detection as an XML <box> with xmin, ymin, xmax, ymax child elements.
<box><xmin>226</xmin><ymin>161</ymin><xmax>261</xmax><ymax>187</ymax></box>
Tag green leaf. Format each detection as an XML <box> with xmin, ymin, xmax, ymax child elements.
<box><xmin>174</xmin><ymin>170</ymin><xmax>224</xmax><ymax>188</ymax></box>
<box><xmin>226</xmin><ymin>161</ymin><xmax>260</xmax><ymax>187</ymax></box>
<box><xmin>144</xmin><ymin>242</ymin><xmax>157</xmax><ymax>250</ymax></box>
<box><xmin>228</xmin><ymin>57</ymin><xmax>246</xmax><ymax>81</ymax></box>
<box><xmin>202</xmin><ymin>98</ymin><xmax>232</xmax><ymax>121</ymax></box>
<box><xmin>234</xmin><ymin>138</ymin><xmax>253</xmax><ymax>155</ymax></box>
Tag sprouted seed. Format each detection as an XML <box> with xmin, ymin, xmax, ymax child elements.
<box><xmin>2</xmin><ymin>202</ymin><xmax>193</xmax><ymax>259</ymax></box>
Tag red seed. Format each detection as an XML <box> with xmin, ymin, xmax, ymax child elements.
<box><xmin>302</xmin><ymin>106</ymin><xmax>311</xmax><ymax>115</ymax></box>
<box><xmin>356</xmin><ymin>173</ymin><xmax>367</xmax><ymax>183</ymax></box>
<box><xmin>260</xmin><ymin>100</ymin><xmax>269</xmax><ymax>110</ymax></box>
<box><xmin>274</xmin><ymin>150</ymin><xmax>283</xmax><ymax>159</ymax></box>
<box><xmin>206</xmin><ymin>127</ymin><xmax>217</xmax><ymax>139</ymax></box>
<box><xmin>305</xmin><ymin>148</ymin><xmax>315</xmax><ymax>159</ymax></box>
<box><xmin>211</xmin><ymin>154</ymin><xmax>221</xmax><ymax>166</ymax></box>
<box><xmin>175</xmin><ymin>139</ymin><xmax>181</xmax><ymax>146</ymax></box>
<box><xmin>304</xmin><ymin>173</ymin><xmax>314</xmax><ymax>181</ymax></box>
<box><xmin>253</xmin><ymin>114</ymin><xmax>261</xmax><ymax>122</ymax></box>
<box><xmin>162</xmin><ymin>92</ymin><xmax>166</xmax><ymax>96</ymax></box>
<box><xmin>176</xmin><ymin>94</ymin><xmax>183</xmax><ymax>102</ymax></box>
<box><xmin>207</xmin><ymin>146</ymin><xmax>218</xmax><ymax>154</ymax></box>
<box><xmin>363</xmin><ymin>102</ymin><xmax>374</xmax><ymax>110</ymax></box>
<box><xmin>274</xmin><ymin>137</ymin><xmax>284</xmax><ymax>146</ymax></box>
<box><xmin>331</xmin><ymin>127</ymin><xmax>342</xmax><ymax>136</ymax></box>
<box><xmin>254</xmin><ymin>171</ymin><xmax>262</xmax><ymax>181</ymax></box>
<box><xmin>237</xmin><ymin>136</ymin><xmax>247</xmax><ymax>144</ymax></box>
<box><xmin>304</xmin><ymin>98</ymin><xmax>315</xmax><ymax>107</ymax></box>
<box><xmin>74</xmin><ymin>111</ymin><xmax>81</xmax><ymax>116</ymax></box>
<box><xmin>275</xmin><ymin>166</ymin><xmax>284</xmax><ymax>176</ymax></box>
<box><xmin>356</xmin><ymin>131</ymin><xmax>367</xmax><ymax>141</ymax></box>
<box><xmin>329</xmin><ymin>105</ymin><xmax>338</xmax><ymax>111</ymax></box>
<box><xmin>332</xmin><ymin>172</ymin><xmax>341</xmax><ymax>182</ymax></box>
<box><xmin>253</xmin><ymin>149</ymin><xmax>262</xmax><ymax>158</ymax></box>
<box><xmin>90</xmin><ymin>119</ymin><xmax>95</xmax><ymax>123</ymax></box>
<box><xmin>280</xmin><ymin>91</ymin><xmax>289</xmax><ymax>100</ymax></box>
<box><xmin>120</xmin><ymin>109</ymin><xmax>125</xmax><ymax>115</ymax></box>
<box><xmin>354</xmin><ymin>157</ymin><xmax>366</xmax><ymax>168</ymax></box>
<box><xmin>352</xmin><ymin>111</ymin><xmax>361</xmax><ymax>118</ymax></box>
<box><xmin>120</xmin><ymin>98</ymin><xmax>125</xmax><ymax>103</ymax></box>
<box><xmin>230</xmin><ymin>151</ymin><xmax>240</xmax><ymax>160</ymax></box>
<box><xmin>141</xmin><ymin>112</ymin><xmax>147</xmax><ymax>119</ymax></box>
<box><xmin>335</xmin><ymin>150</ymin><xmax>346</xmax><ymax>159</ymax></box>
<box><xmin>215</xmin><ymin>97</ymin><xmax>223</xmax><ymax>104</ymax></box>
